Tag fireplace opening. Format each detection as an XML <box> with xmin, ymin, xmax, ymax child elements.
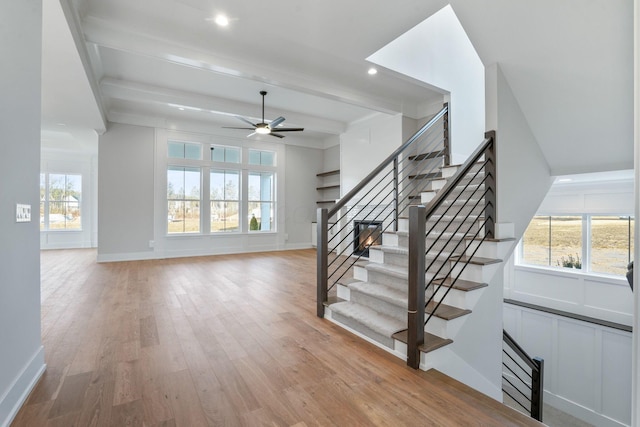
<box><xmin>353</xmin><ymin>221</ymin><xmax>382</xmax><ymax>257</ymax></box>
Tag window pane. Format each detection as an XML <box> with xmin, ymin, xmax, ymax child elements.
<box><xmin>248</xmin><ymin>149</ymin><xmax>276</xmax><ymax>166</ymax></box>
<box><xmin>591</xmin><ymin>216</ymin><xmax>633</xmax><ymax>275</ymax></box>
<box><xmin>211</xmin><ymin>146</ymin><xmax>225</xmax><ymax>162</ymax></box>
<box><xmin>225</xmin><ymin>147</ymin><xmax>240</xmax><ymax>163</ymax></box>
<box><xmin>210</xmin><ymin>170</ymin><xmax>225</xmax><ymax>199</ymax></box>
<box><xmin>184</xmin><ymin>168</ymin><xmax>201</xmax><ymax>200</ymax></box>
<box><xmin>167</xmin><ymin>200</ymin><xmax>200</xmax><ymax>233</ymax></box>
<box><xmin>248</xmin><ymin>202</ymin><xmax>273</xmax><ymax>231</ymax></box>
<box><xmin>550</xmin><ymin>216</ymin><xmax>582</xmax><ymax>269</ymax></box>
<box><xmin>224</xmin><ymin>171</ymin><xmax>239</xmax><ymax>199</ymax></box>
<box><xmin>167</xmin><ymin>167</ymin><xmax>185</xmax><ymax>198</ymax></box>
<box><xmin>248</xmin><ymin>172</ymin><xmax>274</xmax><ymax>202</ymax></box>
<box><xmin>168</xmin><ymin>141</ymin><xmax>184</xmax><ymax>158</ymax></box>
<box><xmin>184</xmin><ymin>143</ymin><xmax>201</xmax><ymax>160</ymax></box>
<box><xmin>521</xmin><ymin>216</ymin><xmax>550</xmax><ymax>266</ymax></box>
<box><xmin>249</xmin><ymin>150</ymin><xmax>261</xmax><ymax>165</ymax></box>
<box><xmin>211</xmin><ymin>145</ymin><xmax>240</xmax><ymax>163</ymax></box>
<box><xmin>48</xmin><ymin>174</ymin><xmax>66</xmax><ymax>201</ymax></box>
<box><xmin>261</xmin><ymin>151</ymin><xmax>274</xmax><ymax>166</ymax></box>
<box><xmin>211</xmin><ymin>201</ymin><xmax>239</xmax><ymax>232</ymax></box>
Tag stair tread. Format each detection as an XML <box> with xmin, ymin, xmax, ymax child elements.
<box><xmin>408</xmin><ymin>172</ymin><xmax>443</xmax><ymax>180</ymax></box>
<box><xmin>392</xmin><ymin>330</ymin><xmax>453</xmax><ymax>353</ymax></box>
<box><xmin>426</xmin><ymin>301</ymin><xmax>471</xmax><ymax>320</ymax></box>
<box><xmin>408</xmin><ymin>151</ymin><xmax>444</xmax><ymax>161</ymax></box>
<box><xmin>451</xmin><ymin>255</ymin><xmax>502</xmax><ymax>265</ymax></box>
<box><xmin>330</xmin><ymin>301</ymin><xmax>405</xmax><ymax>337</ymax></box>
<box><xmin>432</xmin><ymin>277</ymin><xmax>488</xmax><ymax>292</ymax></box>
<box><xmin>365</xmin><ymin>262</ymin><xmax>407</xmax><ymax>278</ymax></box>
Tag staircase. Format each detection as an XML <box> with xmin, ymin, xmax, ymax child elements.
<box><xmin>323</xmin><ymin>158</ymin><xmax>514</xmax><ymax>371</ymax></box>
<box><xmin>317</xmin><ymin>104</ymin><xmax>523</xmax><ymax>401</ymax></box>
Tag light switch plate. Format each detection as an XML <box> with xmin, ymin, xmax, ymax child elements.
<box><xmin>16</xmin><ymin>203</ymin><xmax>31</xmax><ymax>223</ymax></box>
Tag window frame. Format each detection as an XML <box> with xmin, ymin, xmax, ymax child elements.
<box><xmin>161</xmin><ymin>136</ymin><xmax>278</xmax><ymax>237</ymax></box>
<box><xmin>40</xmin><ymin>172</ymin><xmax>83</xmax><ymax>231</ymax></box>
<box><xmin>518</xmin><ymin>213</ymin><xmax>634</xmax><ymax>278</ymax></box>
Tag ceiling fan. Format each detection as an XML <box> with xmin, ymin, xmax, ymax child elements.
<box><xmin>223</xmin><ymin>91</ymin><xmax>304</xmax><ymax>138</ymax></box>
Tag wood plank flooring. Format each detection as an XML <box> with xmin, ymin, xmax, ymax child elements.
<box><xmin>12</xmin><ymin>249</ymin><xmax>542</xmax><ymax>426</ymax></box>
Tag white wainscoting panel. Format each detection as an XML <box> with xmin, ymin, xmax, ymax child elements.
<box><xmin>504</xmin><ymin>303</ymin><xmax>631</xmax><ymax>427</ymax></box>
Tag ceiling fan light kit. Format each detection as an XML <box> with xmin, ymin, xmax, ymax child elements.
<box><xmin>222</xmin><ymin>91</ymin><xmax>304</xmax><ymax>138</ymax></box>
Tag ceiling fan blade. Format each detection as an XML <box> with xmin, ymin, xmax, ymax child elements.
<box><xmin>269</xmin><ymin>116</ymin><xmax>286</xmax><ymax>128</ymax></box>
<box><xmin>222</xmin><ymin>127</ymin><xmax>256</xmax><ymax>130</ymax></box>
<box><xmin>246</xmin><ymin>132</ymin><xmax>257</xmax><ymax>138</ymax></box>
<box><xmin>234</xmin><ymin>116</ymin><xmax>257</xmax><ymax>127</ymax></box>
<box><xmin>268</xmin><ymin>128</ymin><xmax>304</xmax><ymax>132</ymax></box>
<box><xmin>268</xmin><ymin>132</ymin><xmax>285</xmax><ymax>139</ymax></box>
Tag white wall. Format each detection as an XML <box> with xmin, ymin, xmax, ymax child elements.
<box><xmin>98</xmin><ymin>123</ymin><xmax>156</xmax><ymax>259</ymax></box>
<box><xmin>367</xmin><ymin>4</ymin><xmax>485</xmax><ymax>164</ymax></box>
<box><xmin>504</xmin><ymin>303</ymin><xmax>632</xmax><ymax>427</ymax></box>
<box><xmin>486</xmin><ymin>63</ymin><xmax>553</xmax><ymax>239</ymax></box>
<box><xmin>340</xmin><ymin>113</ymin><xmax>403</xmax><ymax>196</ymax></box>
<box><xmin>0</xmin><ymin>1</ymin><xmax>46</xmax><ymax>425</ymax></box>
<box><xmin>504</xmin><ymin>176</ymin><xmax>635</xmax><ymax>325</ymax></box>
<box><xmin>41</xmin><ymin>135</ymin><xmax>99</xmax><ymax>249</ymax></box>
<box><xmin>97</xmin><ymin>123</ymin><xmax>320</xmax><ymax>261</ymax></box>
<box><xmin>285</xmin><ymin>144</ymin><xmax>323</xmax><ymax>246</ymax></box>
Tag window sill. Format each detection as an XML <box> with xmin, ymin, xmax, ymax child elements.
<box><xmin>514</xmin><ymin>264</ymin><xmax>629</xmax><ymax>285</ymax></box>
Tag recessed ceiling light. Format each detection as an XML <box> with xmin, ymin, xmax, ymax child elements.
<box><xmin>368</xmin><ymin>67</ymin><xmax>378</xmax><ymax>75</ymax></box>
<box><xmin>214</xmin><ymin>14</ymin><xmax>229</xmax><ymax>27</ymax></box>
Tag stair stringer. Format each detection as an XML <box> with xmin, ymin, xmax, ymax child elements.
<box><xmin>421</xmin><ymin>265</ymin><xmax>510</xmax><ymax>401</ymax></box>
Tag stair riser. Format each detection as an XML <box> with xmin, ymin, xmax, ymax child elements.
<box><xmin>372</xmin><ymin>250</ymin><xmax>456</xmax><ymax>272</ymax></box>
<box><xmin>434</xmin><ymin>203</ymin><xmax>486</xmax><ymax>218</ymax></box>
<box><xmin>382</xmin><ymin>232</ymin><xmax>400</xmax><ymax>247</ymax></box>
<box><xmin>349</xmin><ymin>290</ymin><xmax>406</xmax><ymax>322</ymax></box>
<box><xmin>328</xmin><ymin>309</ymin><xmax>395</xmax><ymax>348</ymax></box>
<box><xmin>465</xmin><ymin>239</ymin><xmax>514</xmax><ymax>260</ymax></box>
<box><xmin>427</xmin><ymin>174</ymin><xmax>485</xmax><ymax>191</ymax></box>
<box><xmin>452</xmin><ymin>262</ymin><xmax>501</xmax><ymax>284</ymax></box>
<box><xmin>429</xmin><ymin>285</ymin><xmax>480</xmax><ymax>309</ymax></box>
<box><xmin>425</xmin><ymin>314</ymin><xmax>466</xmax><ymax>338</ymax></box>
<box><xmin>426</xmin><ymin>218</ymin><xmax>483</xmax><ymax>234</ymax></box>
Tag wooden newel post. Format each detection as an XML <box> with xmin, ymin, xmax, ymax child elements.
<box><xmin>407</xmin><ymin>205</ymin><xmax>426</xmax><ymax>369</ymax></box>
<box><xmin>317</xmin><ymin>208</ymin><xmax>329</xmax><ymax>318</ymax></box>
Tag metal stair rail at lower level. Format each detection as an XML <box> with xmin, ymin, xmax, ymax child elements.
<box><xmin>317</xmin><ymin>104</ymin><xmax>450</xmax><ymax>317</ymax></box>
<box><xmin>503</xmin><ymin>329</ymin><xmax>545</xmax><ymax>422</ymax></box>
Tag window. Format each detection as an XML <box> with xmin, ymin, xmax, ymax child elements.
<box><xmin>40</xmin><ymin>173</ymin><xmax>82</xmax><ymax>230</ymax></box>
<box><xmin>248</xmin><ymin>172</ymin><xmax>275</xmax><ymax>231</ymax></box>
<box><xmin>520</xmin><ymin>214</ymin><xmax>634</xmax><ymax>276</ymax></box>
<box><xmin>210</xmin><ymin>169</ymin><xmax>240</xmax><ymax>232</ymax></box>
<box><xmin>521</xmin><ymin>216</ymin><xmax>582</xmax><ymax>268</ymax></box>
<box><xmin>167</xmin><ymin>166</ymin><xmax>201</xmax><ymax>233</ymax></box>
<box><xmin>590</xmin><ymin>216</ymin><xmax>634</xmax><ymax>275</ymax></box>
<box><xmin>164</xmin><ymin>138</ymin><xmax>278</xmax><ymax>235</ymax></box>
<box><xmin>210</xmin><ymin>145</ymin><xmax>240</xmax><ymax>163</ymax></box>
<box><xmin>249</xmin><ymin>149</ymin><xmax>275</xmax><ymax>166</ymax></box>
<box><xmin>168</xmin><ymin>141</ymin><xmax>201</xmax><ymax>160</ymax></box>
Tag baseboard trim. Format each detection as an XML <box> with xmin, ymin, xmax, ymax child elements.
<box><xmin>0</xmin><ymin>346</ymin><xmax>46</xmax><ymax>427</ymax></box>
<box><xmin>96</xmin><ymin>244</ymin><xmax>314</xmax><ymax>263</ymax></box>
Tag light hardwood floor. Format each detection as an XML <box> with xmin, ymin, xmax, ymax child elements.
<box><xmin>12</xmin><ymin>249</ymin><xmax>542</xmax><ymax>426</ymax></box>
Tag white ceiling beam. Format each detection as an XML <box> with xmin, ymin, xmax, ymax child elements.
<box><xmin>82</xmin><ymin>16</ymin><xmax>405</xmax><ymax>116</ymax></box>
<box><xmin>100</xmin><ymin>78</ymin><xmax>347</xmax><ymax>134</ymax></box>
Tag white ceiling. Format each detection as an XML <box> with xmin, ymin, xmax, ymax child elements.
<box><xmin>43</xmin><ymin>0</ymin><xmax>634</xmax><ymax>173</ymax></box>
